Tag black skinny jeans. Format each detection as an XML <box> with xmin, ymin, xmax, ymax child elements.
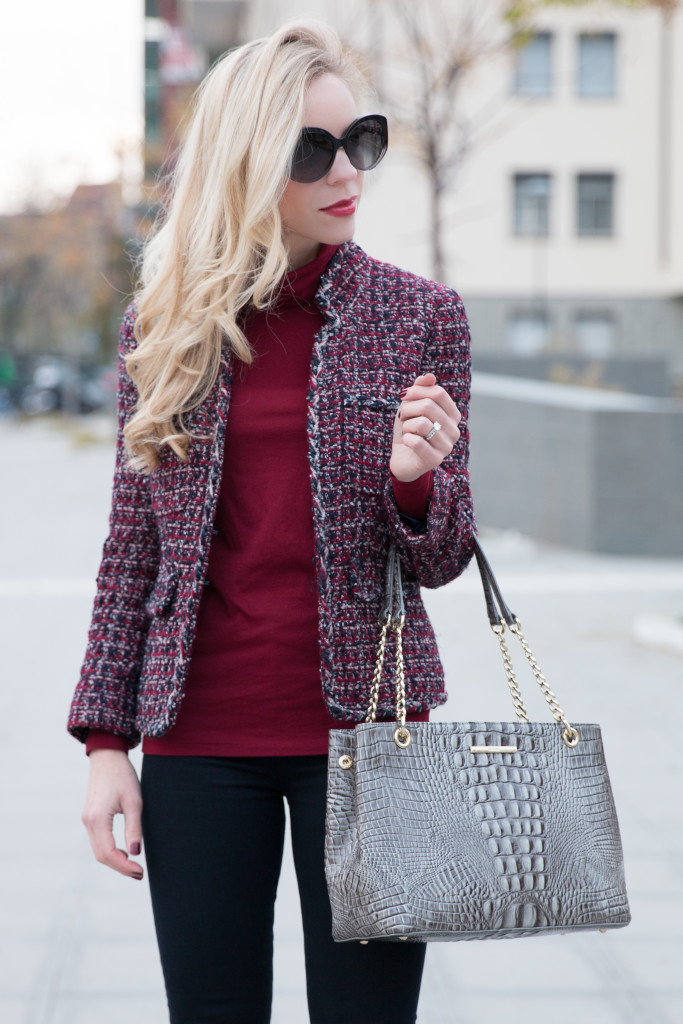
<box><xmin>141</xmin><ymin>754</ymin><xmax>426</xmax><ymax>1024</ymax></box>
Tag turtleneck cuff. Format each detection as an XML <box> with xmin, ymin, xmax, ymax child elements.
<box><xmin>390</xmin><ymin>470</ymin><xmax>434</xmax><ymax>521</ymax></box>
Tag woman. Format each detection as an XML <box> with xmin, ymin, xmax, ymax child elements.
<box><xmin>69</xmin><ymin>20</ymin><xmax>475</xmax><ymax>1024</ymax></box>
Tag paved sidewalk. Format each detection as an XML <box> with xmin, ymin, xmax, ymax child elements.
<box><xmin>1</xmin><ymin>420</ymin><xmax>682</xmax><ymax>1023</ymax></box>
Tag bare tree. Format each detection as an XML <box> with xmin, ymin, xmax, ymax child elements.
<box><xmin>353</xmin><ymin>0</ymin><xmax>523</xmax><ymax>282</ymax></box>
<box><xmin>353</xmin><ymin>0</ymin><xmax>679</xmax><ymax>282</ymax></box>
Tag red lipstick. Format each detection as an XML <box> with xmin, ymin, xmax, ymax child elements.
<box><xmin>321</xmin><ymin>197</ymin><xmax>358</xmax><ymax>217</ymax></box>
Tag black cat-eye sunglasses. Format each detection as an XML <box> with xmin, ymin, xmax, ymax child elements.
<box><xmin>289</xmin><ymin>114</ymin><xmax>388</xmax><ymax>183</ymax></box>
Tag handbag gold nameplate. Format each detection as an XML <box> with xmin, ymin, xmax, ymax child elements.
<box><xmin>469</xmin><ymin>745</ymin><xmax>518</xmax><ymax>754</ymax></box>
<box><xmin>325</xmin><ymin>540</ymin><xmax>630</xmax><ymax>943</ymax></box>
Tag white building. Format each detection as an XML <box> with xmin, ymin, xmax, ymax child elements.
<box><xmin>224</xmin><ymin>1</ymin><xmax>683</xmax><ymax>389</ymax></box>
<box><xmin>441</xmin><ymin>3</ymin><xmax>683</xmax><ymax>393</ymax></box>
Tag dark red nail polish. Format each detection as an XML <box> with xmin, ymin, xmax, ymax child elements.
<box><xmin>132</xmin><ymin>872</ymin><xmax>143</xmax><ymax>881</ymax></box>
<box><xmin>130</xmin><ymin>842</ymin><xmax>141</xmax><ymax>855</ymax></box>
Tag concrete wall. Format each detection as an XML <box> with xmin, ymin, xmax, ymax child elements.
<box><xmin>468</xmin><ymin>374</ymin><xmax>683</xmax><ymax>556</ymax></box>
<box><xmin>471</xmin><ymin>353</ymin><xmax>671</xmax><ymax>398</ymax></box>
<box><xmin>465</xmin><ymin>294</ymin><xmax>683</xmax><ymax>386</ymax></box>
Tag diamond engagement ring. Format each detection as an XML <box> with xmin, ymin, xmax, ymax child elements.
<box><xmin>425</xmin><ymin>421</ymin><xmax>442</xmax><ymax>441</ymax></box>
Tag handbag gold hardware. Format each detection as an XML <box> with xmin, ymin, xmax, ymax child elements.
<box><xmin>508</xmin><ymin>621</ymin><xmax>579</xmax><ymax>748</ymax></box>
<box><xmin>365</xmin><ymin>615</ymin><xmax>391</xmax><ymax>726</ymax></box>
<box><xmin>366</xmin><ymin>547</ymin><xmax>579</xmax><ymax>751</ymax></box>
<box><xmin>326</xmin><ymin>540</ymin><xmax>630</xmax><ymax>944</ymax></box>
<box><xmin>366</xmin><ymin>610</ymin><xmax>411</xmax><ymax>749</ymax></box>
<box><xmin>394</xmin><ymin>727</ymin><xmax>411</xmax><ymax>748</ymax></box>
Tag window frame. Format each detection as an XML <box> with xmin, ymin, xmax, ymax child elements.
<box><xmin>572</xmin><ymin>310</ymin><xmax>618</xmax><ymax>358</ymax></box>
<box><xmin>577</xmin><ymin>31</ymin><xmax>617</xmax><ymax>99</ymax></box>
<box><xmin>513</xmin><ymin>173</ymin><xmax>553</xmax><ymax>237</ymax></box>
<box><xmin>505</xmin><ymin>309</ymin><xmax>552</xmax><ymax>355</ymax></box>
<box><xmin>513</xmin><ymin>31</ymin><xmax>554</xmax><ymax>98</ymax></box>
<box><xmin>576</xmin><ymin>173</ymin><xmax>616</xmax><ymax>237</ymax></box>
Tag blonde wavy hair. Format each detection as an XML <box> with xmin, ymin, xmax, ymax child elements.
<box><xmin>126</xmin><ymin>20</ymin><xmax>364</xmax><ymax>471</ymax></box>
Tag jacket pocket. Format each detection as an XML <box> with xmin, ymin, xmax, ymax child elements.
<box><xmin>339</xmin><ymin>389</ymin><xmax>399</xmax><ymax>493</ymax></box>
<box><xmin>144</xmin><ymin>564</ymin><xmax>180</xmax><ymax>619</ymax></box>
<box><xmin>341</xmin><ymin>390</ymin><xmax>400</xmax><ymax>414</ymax></box>
<box><xmin>340</xmin><ymin>390</ymin><xmax>421</xmax><ymax>601</ymax></box>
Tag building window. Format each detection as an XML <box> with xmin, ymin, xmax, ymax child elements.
<box><xmin>577</xmin><ymin>174</ymin><xmax>615</xmax><ymax>236</ymax></box>
<box><xmin>514</xmin><ymin>32</ymin><xmax>553</xmax><ymax>96</ymax></box>
<box><xmin>505</xmin><ymin>311</ymin><xmax>551</xmax><ymax>355</ymax></box>
<box><xmin>513</xmin><ymin>174</ymin><xmax>552</xmax><ymax>236</ymax></box>
<box><xmin>573</xmin><ymin>312</ymin><xmax>616</xmax><ymax>358</ymax></box>
<box><xmin>577</xmin><ymin>33</ymin><xmax>616</xmax><ymax>97</ymax></box>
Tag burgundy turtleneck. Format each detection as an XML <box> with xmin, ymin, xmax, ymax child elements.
<box><xmin>87</xmin><ymin>244</ymin><xmax>431</xmax><ymax>757</ymax></box>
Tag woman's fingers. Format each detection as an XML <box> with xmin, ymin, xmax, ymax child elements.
<box><xmin>399</xmin><ymin>383</ymin><xmax>461</xmax><ymax>428</ymax></box>
<box><xmin>123</xmin><ymin>789</ymin><xmax>143</xmax><ymax>862</ymax></box>
<box><xmin>400</xmin><ymin>414</ymin><xmax>458</xmax><ymax>452</ymax></box>
<box><xmin>82</xmin><ymin>750</ymin><xmax>144</xmax><ymax>879</ymax></box>
<box><xmin>399</xmin><ymin>399</ymin><xmax>460</xmax><ymax>445</ymax></box>
<box><xmin>83</xmin><ymin>811</ymin><xmax>144</xmax><ymax>878</ymax></box>
<box><xmin>390</xmin><ymin>374</ymin><xmax>463</xmax><ymax>482</ymax></box>
<box><xmin>412</xmin><ymin>372</ymin><xmax>437</xmax><ymax>387</ymax></box>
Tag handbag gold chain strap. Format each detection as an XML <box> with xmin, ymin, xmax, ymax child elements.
<box><xmin>508</xmin><ymin>619</ymin><xmax>579</xmax><ymax>746</ymax></box>
<box><xmin>365</xmin><ymin>613</ymin><xmax>391</xmax><ymax>725</ymax></box>
<box><xmin>366</xmin><ymin>542</ymin><xmax>579</xmax><ymax>751</ymax></box>
<box><xmin>365</xmin><ymin>611</ymin><xmax>411</xmax><ymax>748</ymax></box>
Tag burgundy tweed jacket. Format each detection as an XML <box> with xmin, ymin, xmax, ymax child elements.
<box><xmin>68</xmin><ymin>241</ymin><xmax>476</xmax><ymax>747</ymax></box>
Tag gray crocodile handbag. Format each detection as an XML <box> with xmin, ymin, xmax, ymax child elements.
<box><xmin>325</xmin><ymin>540</ymin><xmax>631</xmax><ymax>942</ymax></box>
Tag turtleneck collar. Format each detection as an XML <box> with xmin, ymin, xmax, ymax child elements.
<box><xmin>279</xmin><ymin>243</ymin><xmax>339</xmax><ymax>304</ymax></box>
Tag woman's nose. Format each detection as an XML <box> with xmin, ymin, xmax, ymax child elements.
<box><xmin>327</xmin><ymin>147</ymin><xmax>359</xmax><ymax>183</ymax></box>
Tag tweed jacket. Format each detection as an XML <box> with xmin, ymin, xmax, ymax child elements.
<box><xmin>68</xmin><ymin>241</ymin><xmax>476</xmax><ymax>747</ymax></box>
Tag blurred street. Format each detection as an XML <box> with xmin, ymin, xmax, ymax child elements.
<box><xmin>1</xmin><ymin>418</ymin><xmax>682</xmax><ymax>1024</ymax></box>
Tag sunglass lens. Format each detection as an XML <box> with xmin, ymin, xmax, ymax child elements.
<box><xmin>290</xmin><ymin>130</ymin><xmax>334</xmax><ymax>183</ymax></box>
<box><xmin>347</xmin><ymin>118</ymin><xmax>387</xmax><ymax>171</ymax></box>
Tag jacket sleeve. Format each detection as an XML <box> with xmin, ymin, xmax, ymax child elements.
<box><xmin>67</xmin><ymin>303</ymin><xmax>159</xmax><ymax>747</ymax></box>
<box><xmin>381</xmin><ymin>285</ymin><xmax>476</xmax><ymax>588</ymax></box>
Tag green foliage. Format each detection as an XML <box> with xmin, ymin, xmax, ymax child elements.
<box><xmin>505</xmin><ymin>0</ymin><xmax>679</xmax><ymax>26</ymax></box>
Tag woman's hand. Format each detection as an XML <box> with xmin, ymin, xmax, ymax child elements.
<box><xmin>82</xmin><ymin>749</ymin><xmax>144</xmax><ymax>879</ymax></box>
<box><xmin>390</xmin><ymin>373</ymin><xmax>462</xmax><ymax>483</ymax></box>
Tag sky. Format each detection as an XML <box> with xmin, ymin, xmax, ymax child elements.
<box><xmin>0</xmin><ymin>0</ymin><xmax>143</xmax><ymax>213</ymax></box>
